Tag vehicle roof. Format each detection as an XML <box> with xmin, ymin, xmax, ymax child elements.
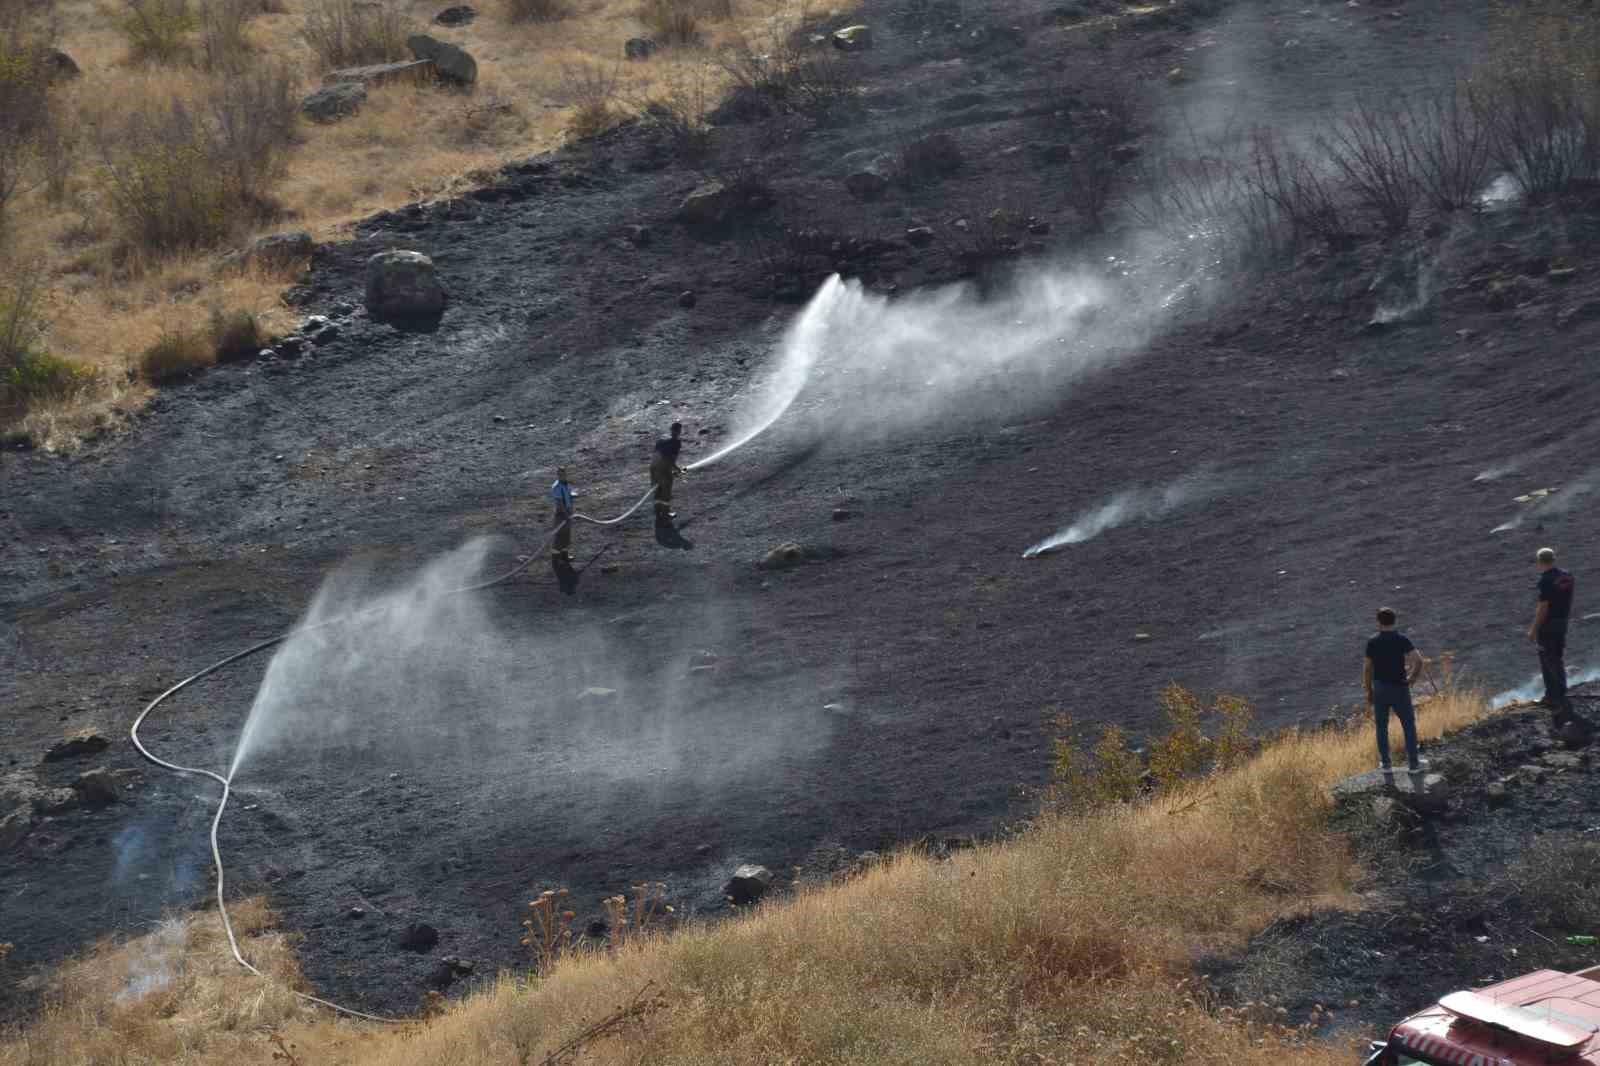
<box><xmin>1392</xmin><ymin>970</ymin><xmax>1600</xmax><ymax>1066</ymax></box>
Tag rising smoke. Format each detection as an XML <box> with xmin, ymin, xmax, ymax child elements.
<box><xmin>1022</xmin><ymin>470</ymin><xmax>1223</xmax><ymax>558</ymax></box>
<box><xmin>1488</xmin><ymin>471</ymin><xmax>1595</xmax><ymax>535</ymax></box>
<box><xmin>1491</xmin><ymin>662</ymin><xmax>1599</xmax><ymax>709</ymax></box>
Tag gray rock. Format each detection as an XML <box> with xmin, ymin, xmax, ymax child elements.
<box><xmin>1540</xmin><ymin>751</ymin><xmax>1585</xmax><ymax>771</ymax></box>
<box><xmin>44</xmin><ymin>49</ymin><xmax>80</xmax><ymax>81</ymax></box>
<box><xmin>234</xmin><ymin>231</ymin><xmax>318</xmax><ymax>271</ymax></box>
<box><xmin>676</xmin><ymin>181</ymin><xmax>735</xmax><ymax>226</ymax></box>
<box><xmin>723</xmin><ymin>864</ymin><xmax>772</xmax><ymax>904</ymax></box>
<box><xmin>905</xmin><ymin>225</ymin><xmax>935</xmax><ymax>246</ymax></box>
<box><xmin>433</xmin><ymin>4</ymin><xmax>475</xmax><ymax>24</ymax></box>
<box><xmin>1485</xmin><ymin>780</ymin><xmax>1510</xmax><ymax>805</ymax></box>
<box><xmin>678</xmin><ymin>290</ymin><xmax>696</xmax><ymax>309</ymax></box>
<box><xmin>325</xmin><ymin>59</ymin><xmax>434</xmax><ymax>86</ymax></box>
<box><xmin>71</xmin><ymin>768</ymin><xmax>118</xmax><ymax>807</ymax></box>
<box><xmin>43</xmin><ymin>732</ymin><xmax>110</xmax><ymax>761</ymax></box>
<box><xmin>625</xmin><ymin>36</ymin><xmax>658</xmax><ymax>60</ymax></box>
<box><xmin>365</xmin><ymin>250</ymin><xmax>447</xmax><ymax>318</ymax></box>
<box><xmin>32</xmin><ymin>787</ymin><xmax>78</xmax><ymax>816</ymax></box>
<box><xmin>427</xmin><ymin>955</ymin><xmax>473</xmax><ymax>987</ymax></box>
<box><xmin>0</xmin><ymin>808</ymin><xmax>32</xmax><ymax>852</ymax></box>
<box><xmin>841</xmin><ymin>150</ymin><xmax>894</xmax><ymax>200</ymax></box>
<box><xmin>407</xmin><ymin>34</ymin><xmax>477</xmax><ymax>84</ymax></box>
<box><xmin>302</xmin><ymin>82</ymin><xmax>369</xmax><ymax>122</ymax></box>
<box><xmin>758</xmin><ymin>542</ymin><xmax>803</xmax><ymax>569</ymax></box>
<box><xmin>624</xmin><ymin>223</ymin><xmax>653</xmax><ymax>246</ymax></box>
<box><xmin>832</xmin><ymin>24</ymin><xmax>872</xmax><ymax>50</ymax></box>
<box><xmin>1333</xmin><ymin>767</ymin><xmax>1449</xmax><ymax>816</ymax></box>
<box><xmin>395</xmin><ymin>922</ymin><xmax>439</xmax><ymax>951</ymax></box>
<box><xmin>832</xmin><ymin>507</ymin><xmax>851</xmax><ymax>521</ymax></box>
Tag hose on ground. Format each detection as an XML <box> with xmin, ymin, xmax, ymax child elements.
<box><xmin>128</xmin><ymin>473</ymin><xmax>684</xmax><ymax>1023</ymax></box>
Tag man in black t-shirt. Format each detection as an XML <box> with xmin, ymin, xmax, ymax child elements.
<box><xmin>1528</xmin><ymin>547</ymin><xmax>1576</xmax><ymax>717</ymax></box>
<box><xmin>1363</xmin><ymin>607</ymin><xmax>1425</xmax><ymax>773</ymax></box>
<box><xmin>650</xmin><ymin>422</ymin><xmax>685</xmax><ymax>522</ymax></box>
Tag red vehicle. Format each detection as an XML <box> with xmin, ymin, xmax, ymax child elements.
<box><xmin>1364</xmin><ymin>966</ymin><xmax>1600</xmax><ymax>1065</ymax></box>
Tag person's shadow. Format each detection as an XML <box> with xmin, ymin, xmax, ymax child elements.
<box><xmin>654</xmin><ymin>516</ymin><xmax>695</xmax><ymax>550</ymax></box>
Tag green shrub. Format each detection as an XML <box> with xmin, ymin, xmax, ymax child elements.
<box><xmin>121</xmin><ymin>0</ymin><xmax>198</xmax><ymax>64</ymax></box>
<box><xmin>139</xmin><ymin>327</ymin><xmax>213</xmax><ymax>381</ymax></box>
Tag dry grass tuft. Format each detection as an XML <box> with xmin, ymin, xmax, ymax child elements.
<box><xmin>0</xmin><ymin>684</ymin><xmax>1497</xmax><ymax>1066</ymax></box>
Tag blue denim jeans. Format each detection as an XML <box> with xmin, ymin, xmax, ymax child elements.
<box><xmin>1372</xmin><ymin>680</ymin><xmax>1419</xmax><ymax>770</ymax></box>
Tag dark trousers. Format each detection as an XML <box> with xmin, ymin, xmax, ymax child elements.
<box><xmin>1372</xmin><ymin>680</ymin><xmax>1420</xmax><ymax>770</ymax></box>
<box><xmin>1538</xmin><ymin>619</ymin><xmax>1569</xmax><ymax>708</ymax></box>
<box><xmin>552</xmin><ymin>509</ymin><xmax>572</xmax><ymax>554</ymax></box>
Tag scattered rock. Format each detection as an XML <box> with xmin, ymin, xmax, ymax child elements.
<box><xmin>1546</xmin><ymin>267</ymin><xmax>1579</xmax><ymax>284</ymax></box>
<box><xmin>694</xmin><ymin>843</ymin><xmax>713</xmax><ymax>856</ymax></box>
<box><xmin>433</xmin><ymin>4</ymin><xmax>475</xmax><ymax>24</ymax></box>
<box><xmin>43</xmin><ymin>732</ymin><xmax>110</xmax><ymax>762</ymax></box>
<box><xmin>407</xmin><ymin>34</ymin><xmax>477</xmax><ymax>84</ymax></box>
<box><xmin>427</xmin><ymin>955</ymin><xmax>473</xmax><ymax>987</ymax></box>
<box><xmin>395</xmin><ymin>922</ymin><xmax>440</xmax><ymax>951</ymax></box>
<box><xmin>1517</xmin><ymin>762</ymin><xmax>1551</xmax><ymax>781</ymax></box>
<box><xmin>841</xmin><ymin>150</ymin><xmax>894</xmax><ymax>200</ymax></box>
<box><xmin>1557</xmin><ymin>300</ymin><xmax>1600</xmax><ymax>328</ymax></box>
<box><xmin>1558</xmin><ymin>716</ymin><xmax>1596</xmax><ymax>749</ymax></box>
<box><xmin>326</xmin><ymin>59</ymin><xmax>434</xmax><ymax>86</ymax></box>
<box><xmin>365</xmin><ymin>250</ymin><xmax>447</xmax><ymax>319</ymax></box>
<box><xmin>832</xmin><ymin>507</ymin><xmax>851</xmax><ymax>521</ymax></box>
<box><xmin>675</xmin><ymin>180</ymin><xmax>769</xmax><ymax>227</ymax></box>
<box><xmin>1540</xmin><ymin>751</ymin><xmax>1585</xmax><ymax>771</ymax></box>
<box><xmin>576</xmin><ymin>686</ymin><xmax>618</xmax><ymax>701</ymax></box>
<box><xmin>832</xmin><ymin>24</ymin><xmax>872</xmax><ymax>50</ymax></box>
<box><xmin>348</xmin><ymin>906</ymin><xmax>367</xmax><ymax>919</ymax></box>
<box><xmin>230</xmin><ymin>231</ymin><xmax>317</xmax><ymax>272</ymax></box>
<box><xmin>32</xmin><ymin>788</ymin><xmax>78</xmax><ymax>816</ymax></box>
<box><xmin>758</xmin><ymin>542</ymin><xmax>804</xmax><ymax>569</ymax></box>
<box><xmin>44</xmin><ymin>49</ymin><xmax>80</xmax><ymax>81</ymax></box>
<box><xmin>1133</xmin><ymin>632</ymin><xmax>1152</xmax><ymax>642</ymax></box>
<box><xmin>624</xmin><ymin>224</ymin><xmax>653</xmax><ymax>246</ymax></box>
<box><xmin>302</xmin><ymin>82</ymin><xmax>369</xmax><ymax>122</ymax></box>
<box><xmin>723</xmin><ymin>864</ymin><xmax>772</xmax><ymax>904</ymax></box>
<box><xmin>905</xmin><ymin>225</ymin><xmax>935</xmax><ymax>246</ymax></box>
<box><xmin>70</xmin><ymin>768</ymin><xmax>118</xmax><ymax>807</ymax></box>
<box><xmin>624</xmin><ymin>36</ymin><xmax>658</xmax><ymax>60</ymax></box>
<box><xmin>0</xmin><ymin>808</ymin><xmax>32</xmax><ymax>852</ymax></box>
<box><xmin>678</xmin><ymin>290</ymin><xmax>697</xmax><ymax>309</ymax></box>
<box><xmin>1485</xmin><ymin>780</ymin><xmax>1510</xmax><ymax>806</ymax></box>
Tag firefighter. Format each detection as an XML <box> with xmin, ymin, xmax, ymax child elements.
<box><xmin>549</xmin><ymin>466</ymin><xmax>576</xmax><ymax>560</ymax></box>
<box><xmin>650</xmin><ymin>422</ymin><xmax>686</xmax><ymax>523</ymax></box>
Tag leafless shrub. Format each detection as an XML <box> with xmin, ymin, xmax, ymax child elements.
<box><xmin>93</xmin><ymin>64</ymin><xmax>297</xmax><ymax>254</ymax></box>
<box><xmin>637</xmin><ymin>0</ymin><xmax>697</xmax><ymax>45</ymax></box>
<box><xmin>300</xmin><ymin>0</ymin><xmax>411</xmax><ymax>70</ymax></box>
<box><xmin>714</xmin><ymin>24</ymin><xmax>859</xmax><ymax>120</ymax></box>
<box><xmin>197</xmin><ymin>0</ymin><xmax>255</xmax><ymax>70</ymax></box>
<box><xmin>895</xmin><ymin>131</ymin><xmax>962</xmax><ymax>186</ymax></box>
<box><xmin>559</xmin><ymin>60</ymin><xmax>622</xmax><ymax>139</ymax></box>
<box><xmin>1406</xmin><ymin>82</ymin><xmax>1492</xmax><ymax>213</ymax></box>
<box><xmin>1242</xmin><ymin>127</ymin><xmax>1354</xmax><ymax>249</ymax></box>
<box><xmin>1508</xmin><ymin>835</ymin><xmax>1600</xmax><ymax>931</ymax></box>
<box><xmin>630</xmin><ymin>59</ymin><xmax>713</xmax><ymax>159</ymax></box>
<box><xmin>1472</xmin><ymin>66</ymin><xmax>1600</xmax><ymax>201</ymax></box>
<box><xmin>507</xmin><ymin>0</ymin><xmax>565</xmax><ymax>21</ymax></box>
<box><xmin>0</xmin><ymin>15</ymin><xmax>55</xmax><ymax>226</ymax></box>
<box><xmin>1318</xmin><ymin>97</ymin><xmax>1421</xmax><ymax>235</ymax></box>
<box><xmin>120</xmin><ymin>0</ymin><xmax>197</xmax><ymax>63</ymax></box>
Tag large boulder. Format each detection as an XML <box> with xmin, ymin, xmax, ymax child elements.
<box><xmin>365</xmin><ymin>250</ymin><xmax>447</xmax><ymax>319</ymax></box>
<box><xmin>0</xmin><ymin>808</ymin><xmax>32</xmax><ymax>853</ymax></box>
<box><xmin>1333</xmin><ymin>767</ymin><xmax>1450</xmax><ymax>817</ymax></box>
<box><xmin>44</xmin><ymin>49</ymin><xmax>80</xmax><ymax>81</ymax></box>
<box><xmin>229</xmin><ymin>231</ymin><xmax>317</xmax><ymax>272</ymax></box>
<box><xmin>723</xmin><ymin>864</ymin><xmax>772</xmax><ymax>905</ymax></box>
<box><xmin>624</xmin><ymin>36</ymin><xmax>657</xmax><ymax>60</ymax></box>
<box><xmin>302</xmin><ymin>82</ymin><xmax>369</xmax><ymax>122</ymax></box>
<box><xmin>832</xmin><ymin>24</ymin><xmax>872</xmax><ymax>50</ymax></box>
<box><xmin>71</xmin><ymin>768</ymin><xmax>119</xmax><ymax>808</ymax></box>
<box><xmin>433</xmin><ymin>4</ymin><xmax>475</xmax><ymax>24</ymax></box>
<box><xmin>43</xmin><ymin>731</ymin><xmax>110</xmax><ymax>762</ymax></box>
<box><xmin>841</xmin><ymin>151</ymin><xmax>894</xmax><ymax>199</ymax></box>
<box><xmin>326</xmin><ymin>59</ymin><xmax>434</xmax><ymax>86</ymax></box>
<box><xmin>407</xmin><ymin>34</ymin><xmax>477</xmax><ymax>84</ymax></box>
<box><xmin>395</xmin><ymin>922</ymin><xmax>440</xmax><ymax>951</ymax></box>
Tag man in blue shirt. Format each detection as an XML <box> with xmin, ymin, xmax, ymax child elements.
<box><xmin>549</xmin><ymin>467</ymin><xmax>576</xmax><ymax>560</ymax></box>
<box><xmin>1363</xmin><ymin>607</ymin><xmax>1425</xmax><ymax>773</ymax></box>
<box><xmin>1528</xmin><ymin>546</ymin><xmax>1576</xmax><ymax>719</ymax></box>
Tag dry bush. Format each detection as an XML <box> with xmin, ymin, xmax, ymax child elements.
<box><xmin>1474</xmin><ymin>66</ymin><xmax>1600</xmax><ymax>202</ymax></box>
<box><xmin>0</xmin><ymin>262</ymin><xmax>94</xmax><ymax>421</ymax></box>
<box><xmin>94</xmin><ymin>64</ymin><xmax>297</xmax><ymax>254</ymax></box>
<box><xmin>197</xmin><ymin>0</ymin><xmax>256</xmax><ymax>71</ymax></box>
<box><xmin>139</xmin><ymin>324</ymin><xmax>212</xmax><ymax>380</ymax></box>
<box><xmin>1242</xmin><ymin>127</ymin><xmax>1353</xmax><ymax>249</ymax></box>
<box><xmin>300</xmin><ymin>0</ymin><xmax>411</xmax><ymax>70</ymax></box>
<box><xmin>0</xmin><ymin>10</ymin><xmax>58</xmax><ymax>226</ymax></box>
<box><xmin>1510</xmin><ymin>835</ymin><xmax>1600</xmax><ymax>931</ymax></box>
<box><xmin>120</xmin><ymin>0</ymin><xmax>197</xmax><ymax>63</ymax></box>
<box><xmin>1318</xmin><ymin>97</ymin><xmax>1422</xmax><ymax>235</ymax></box>
<box><xmin>559</xmin><ymin>60</ymin><xmax>622</xmax><ymax>139</ymax></box>
<box><xmin>637</xmin><ymin>0</ymin><xmax>696</xmax><ymax>45</ymax></box>
<box><xmin>1407</xmin><ymin>83</ymin><xmax>1492</xmax><ymax>213</ymax></box>
<box><xmin>208</xmin><ymin>305</ymin><xmax>262</xmax><ymax>360</ymax></box>
<box><xmin>507</xmin><ymin>0</ymin><xmax>566</xmax><ymax>22</ymax></box>
<box><xmin>719</xmin><ymin>24</ymin><xmax>860</xmax><ymax>120</ymax></box>
<box><xmin>630</xmin><ymin>57</ymin><xmax>714</xmax><ymax>158</ymax></box>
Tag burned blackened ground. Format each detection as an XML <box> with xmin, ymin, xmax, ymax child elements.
<box><xmin>1</xmin><ymin>0</ymin><xmax>1595</xmax><ymax>1021</ymax></box>
<box><xmin>1204</xmin><ymin>687</ymin><xmax>1600</xmax><ymax>1041</ymax></box>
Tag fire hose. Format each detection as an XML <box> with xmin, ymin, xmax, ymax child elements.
<box><xmin>127</xmin><ymin>476</ymin><xmax>682</xmax><ymax>1023</ymax></box>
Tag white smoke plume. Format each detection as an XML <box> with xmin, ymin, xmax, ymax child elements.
<box><xmin>1490</xmin><ymin>662</ymin><xmax>1599</xmax><ymax>709</ymax></box>
<box><xmin>1021</xmin><ymin>470</ymin><xmax>1222</xmax><ymax>558</ymax></box>
<box><xmin>116</xmin><ymin>918</ymin><xmax>186</xmax><ymax>1004</ymax></box>
<box><xmin>1489</xmin><ymin>471</ymin><xmax>1595</xmax><ymax>535</ymax></box>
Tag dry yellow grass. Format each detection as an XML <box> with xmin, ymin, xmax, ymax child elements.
<box><xmin>1</xmin><ymin>0</ymin><xmax>806</xmax><ymax>448</ymax></box>
<box><xmin>0</xmin><ymin>685</ymin><xmax>1495</xmax><ymax>1066</ymax></box>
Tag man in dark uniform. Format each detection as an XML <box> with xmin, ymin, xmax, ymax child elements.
<box><xmin>650</xmin><ymin>422</ymin><xmax>685</xmax><ymax>523</ymax></box>
<box><xmin>1363</xmin><ymin>606</ymin><xmax>1425</xmax><ymax>774</ymax></box>
<box><xmin>549</xmin><ymin>466</ymin><xmax>576</xmax><ymax>560</ymax></box>
<box><xmin>1528</xmin><ymin>546</ymin><xmax>1576</xmax><ymax>721</ymax></box>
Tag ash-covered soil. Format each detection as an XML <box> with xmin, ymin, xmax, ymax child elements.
<box><xmin>3</xmin><ymin>0</ymin><xmax>1596</xmax><ymax>1021</ymax></box>
<box><xmin>1205</xmin><ymin>685</ymin><xmax>1600</xmax><ymax>1042</ymax></box>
